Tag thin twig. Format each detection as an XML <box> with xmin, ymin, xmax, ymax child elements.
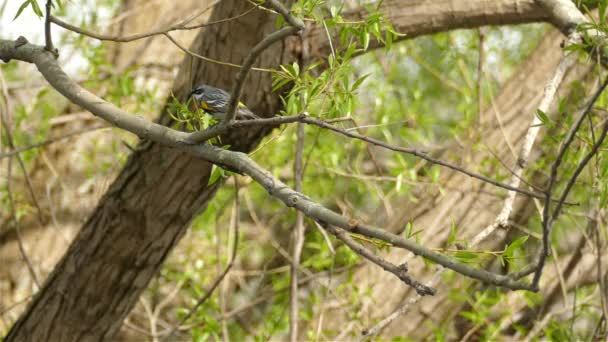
<box><xmin>223</xmin><ymin>25</ymin><xmax>301</xmax><ymax>122</ymax></box>
<box><xmin>0</xmin><ymin>71</ymin><xmax>45</xmax><ymax>226</ymax></box>
<box><xmin>289</xmin><ymin>122</ymin><xmax>306</xmax><ymax>342</ymax></box>
<box><xmin>47</xmin><ymin>0</ymin><xmax>252</xmax><ymax>43</ymax></box>
<box><xmin>533</xmin><ymin>76</ymin><xmax>608</xmax><ymax>287</ymax></box>
<box><xmin>189</xmin><ymin>112</ymin><xmax>549</xmax><ymax>200</ymax></box>
<box><xmin>48</xmin><ymin>1</ymin><xmax>274</xmax><ymax>73</ymax></box>
<box><xmin>477</xmin><ymin>27</ymin><xmax>486</xmax><ymax>125</ymax></box>
<box><xmin>326</xmin><ymin>224</ymin><xmax>435</xmax><ymax>296</ymax></box>
<box><xmin>346</xmin><ymin>117</ymin><xmax>384</xmax><ymax>176</ymax></box>
<box><xmin>0</xmin><ymin>124</ymin><xmax>109</xmax><ymax>160</ymax></box>
<box><xmin>299</xmin><ymin>117</ymin><xmax>548</xmax><ymax>200</ymax></box>
<box><xmin>187</xmin><ymin>113</ymin><xmax>308</xmax><ymax>142</ymax></box>
<box><xmin>222</xmin><ymin>0</ymin><xmax>304</xmax><ymax>122</ymax></box>
<box><xmin>44</xmin><ymin>0</ymin><xmax>55</xmax><ymax>53</ymax></box>
<box><xmin>0</xmin><ymin>90</ymin><xmax>41</xmax><ymax>290</ymax></box>
<box><xmin>495</xmin><ymin>52</ymin><xmax>576</xmax><ymax>229</ymax></box>
<box><xmin>162</xmin><ymin>32</ymin><xmax>276</xmax><ymax>73</ymax></box>
<box><xmin>359</xmin><ymin>50</ymin><xmax>577</xmax><ymax>340</ymax></box>
<box><xmin>534</xmin><ymin>114</ymin><xmax>608</xmax><ymax>286</ymax></box>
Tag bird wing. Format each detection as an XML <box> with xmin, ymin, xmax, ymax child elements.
<box><xmin>237</xmin><ymin>106</ymin><xmax>260</xmax><ymax>120</ymax></box>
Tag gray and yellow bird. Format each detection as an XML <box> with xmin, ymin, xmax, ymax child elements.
<box><xmin>190</xmin><ymin>84</ymin><xmax>259</xmax><ymax>121</ymax></box>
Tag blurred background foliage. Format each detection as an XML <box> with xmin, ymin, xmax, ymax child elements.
<box><xmin>5</xmin><ymin>0</ymin><xmax>608</xmax><ymax>340</ymax></box>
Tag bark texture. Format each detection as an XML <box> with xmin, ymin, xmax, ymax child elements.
<box><xmin>308</xmin><ymin>0</ymin><xmax>547</xmax><ymax>57</ymax></box>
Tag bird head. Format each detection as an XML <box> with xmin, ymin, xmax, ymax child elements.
<box><xmin>190</xmin><ymin>85</ymin><xmax>209</xmax><ymax>102</ymax></box>
<box><xmin>190</xmin><ymin>84</ymin><xmax>216</xmax><ymax>111</ymax></box>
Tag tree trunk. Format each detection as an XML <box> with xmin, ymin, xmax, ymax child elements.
<box><xmin>4</xmin><ymin>1</ymin><xmax>296</xmax><ymax>340</ymax></box>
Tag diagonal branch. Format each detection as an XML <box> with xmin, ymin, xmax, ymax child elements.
<box><xmin>48</xmin><ymin>0</ymin><xmax>230</xmax><ymax>43</ymax></box>
<box><xmin>325</xmin><ymin>224</ymin><xmax>435</xmax><ymax>296</ymax></box>
<box><xmin>0</xmin><ymin>37</ymin><xmax>534</xmax><ymax>292</ymax></box>
<box><xmin>222</xmin><ymin>0</ymin><xmax>304</xmax><ymax>123</ymax></box>
<box><xmin>189</xmin><ymin>114</ymin><xmax>549</xmax><ymax>200</ymax></box>
<box><xmin>534</xmin><ymin>113</ymin><xmax>608</xmax><ymax>286</ymax></box>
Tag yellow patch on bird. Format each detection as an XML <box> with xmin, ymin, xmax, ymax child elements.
<box><xmin>239</xmin><ymin>102</ymin><xmax>246</xmax><ymax>107</ymax></box>
<box><xmin>199</xmin><ymin>101</ymin><xmax>210</xmax><ymax>110</ymax></box>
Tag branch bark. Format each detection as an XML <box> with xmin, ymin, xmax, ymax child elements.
<box><xmin>306</xmin><ymin>0</ymin><xmax>549</xmax><ymax>56</ymax></box>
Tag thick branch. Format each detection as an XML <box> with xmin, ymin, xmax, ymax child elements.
<box><xmin>0</xmin><ymin>38</ymin><xmax>533</xmax><ymax>292</ymax></box>
<box><xmin>535</xmin><ymin>0</ymin><xmax>587</xmax><ymax>33</ymax></box>
<box><xmin>307</xmin><ymin>0</ymin><xmax>549</xmax><ymax>56</ymax></box>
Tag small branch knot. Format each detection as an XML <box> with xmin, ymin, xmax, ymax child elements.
<box><xmin>287</xmin><ymin>195</ymin><xmax>299</xmax><ymax>207</ymax></box>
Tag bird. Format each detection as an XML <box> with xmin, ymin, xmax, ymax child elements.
<box><xmin>189</xmin><ymin>84</ymin><xmax>260</xmax><ymax>121</ymax></box>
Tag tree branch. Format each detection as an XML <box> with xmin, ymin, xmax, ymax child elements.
<box><xmin>325</xmin><ymin>224</ymin><xmax>435</xmax><ymax>296</ymax></box>
<box><xmin>0</xmin><ymin>37</ymin><xmax>534</xmax><ymax>292</ymax></box>
<box><xmin>0</xmin><ymin>124</ymin><xmax>108</xmax><ymax>160</ymax></box>
<box><xmin>307</xmin><ymin>0</ymin><xmax>550</xmax><ymax>56</ymax></box>
<box><xmin>290</xmin><ymin>122</ymin><xmax>306</xmax><ymax>341</ymax></box>
<box><xmin>223</xmin><ymin>0</ymin><xmax>304</xmax><ymax>123</ymax></box>
<box><xmin>47</xmin><ymin>0</ymin><xmax>237</xmax><ymax>43</ymax></box>
<box><xmin>190</xmin><ymin>114</ymin><xmax>549</xmax><ymax>200</ymax></box>
<box><xmin>44</xmin><ymin>0</ymin><xmax>55</xmax><ymax>53</ymax></box>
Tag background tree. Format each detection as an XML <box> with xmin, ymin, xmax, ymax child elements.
<box><xmin>1</xmin><ymin>0</ymin><xmax>607</xmax><ymax>341</ymax></box>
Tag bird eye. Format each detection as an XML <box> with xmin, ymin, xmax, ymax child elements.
<box><xmin>192</xmin><ymin>88</ymin><xmax>204</xmax><ymax>95</ymax></box>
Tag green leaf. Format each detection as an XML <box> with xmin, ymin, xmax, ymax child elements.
<box><xmin>395</xmin><ymin>173</ymin><xmax>402</xmax><ymax>192</ymax></box>
<box><xmin>351</xmin><ymin>74</ymin><xmax>370</xmax><ymax>92</ymax></box>
<box><xmin>30</xmin><ymin>0</ymin><xmax>43</xmax><ymax>17</ymax></box>
<box><xmin>330</xmin><ymin>4</ymin><xmax>338</xmax><ymax>18</ymax></box>
<box><xmin>535</xmin><ymin>109</ymin><xmax>551</xmax><ymax>126</ymax></box>
<box><xmin>13</xmin><ymin>0</ymin><xmax>31</xmax><ymax>20</ymax></box>
<box><xmin>361</xmin><ymin>31</ymin><xmax>370</xmax><ymax>51</ymax></box>
<box><xmin>504</xmin><ymin>235</ymin><xmax>529</xmax><ymax>259</ymax></box>
<box><xmin>275</xmin><ymin>14</ymin><xmax>284</xmax><ymax>28</ymax></box>
<box><xmin>371</xmin><ymin>22</ymin><xmax>381</xmax><ymax>40</ymax></box>
<box><xmin>453</xmin><ymin>251</ymin><xmax>479</xmax><ymax>264</ymax></box>
<box><xmin>403</xmin><ymin>222</ymin><xmax>412</xmax><ymax>238</ymax></box>
<box><xmin>292</xmin><ymin>62</ymin><xmax>300</xmax><ymax>77</ymax></box>
<box><xmin>208</xmin><ymin>165</ymin><xmax>225</xmax><ymax>185</ymax></box>
<box><xmin>385</xmin><ymin>29</ymin><xmax>393</xmax><ymax>50</ymax></box>
<box><xmin>447</xmin><ymin>220</ymin><xmax>457</xmax><ymax>246</ymax></box>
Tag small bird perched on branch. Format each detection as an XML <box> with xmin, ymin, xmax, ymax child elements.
<box><xmin>189</xmin><ymin>84</ymin><xmax>260</xmax><ymax>121</ymax></box>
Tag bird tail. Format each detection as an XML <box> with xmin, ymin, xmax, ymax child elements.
<box><xmin>236</xmin><ymin>106</ymin><xmax>260</xmax><ymax>120</ymax></box>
